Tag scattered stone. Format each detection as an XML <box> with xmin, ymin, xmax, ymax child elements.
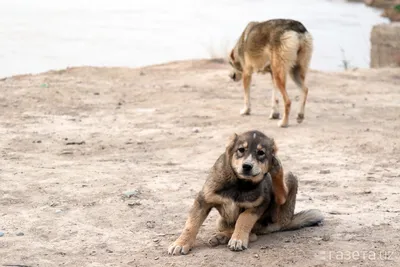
<box><xmin>154</xmin><ymin>257</ymin><xmax>159</xmax><ymax>260</ymax></box>
<box><xmin>106</xmin><ymin>249</ymin><xmax>113</xmax><ymax>253</ymax></box>
<box><xmin>0</xmin><ymin>232</ymin><xmax>4</xmax><ymax>237</ymax></box>
<box><xmin>123</xmin><ymin>190</ymin><xmax>140</xmax><ymax>198</ymax></box>
<box><xmin>253</xmin><ymin>253</ymin><xmax>260</xmax><ymax>259</ymax></box>
<box><xmin>192</xmin><ymin>128</ymin><xmax>200</xmax><ymax>133</ymax></box>
<box><xmin>260</xmin><ymin>245</ymin><xmax>271</xmax><ymax>250</ymax></box>
<box><xmin>33</xmin><ymin>140</ymin><xmax>42</xmax><ymax>143</ymax></box>
<box><xmin>322</xmin><ymin>234</ymin><xmax>331</xmax><ymax>241</ymax></box>
<box><xmin>284</xmin><ymin>239</ymin><xmax>290</xmax><ymax>243</ymax></box>
<box><xmin>365</xmin><ymin>128</ymin><xmax>370</xmax><ymax>132</ymax></box>
<box><xmin>66</xmin><ymin>141</ymin><xmax>85</xmax><ymax>145</ymax></box>
<box><xmin>362</xmin><ymin>190</ymin><xmax>372</xmax><ymax>194</ymax></box>
<box><xmin>16</xmin><ymin>232</ymin><xmax>24</xmax><ymax>236</ymax></box>
<box><xmin>146</xmin><ymin>221</ymin><xmax>156</xmax><ymax>229</ymax></box>
<box><xmin>140</xmin><ymin>71</ymin><xmax>145</xmax><ymax>76</ymax></box>
<box><xmin>319</xmin><ymin>169</ymin><xmax>331</xmax><ymax>174</ymax></box>
<box><xmin>352</xmin><ymin>103</ymin><xmax>356</xmax><ymax>108</ymax></box>
<box><xmin>127</xmin><ymin>201</ymin><xmax>141</xmax><ymax>207</ymax></box>
<box><xmin>94</xmin><ymin>92</ymin><xmax>100</xmax><ymax>95</ymax></box>
<box><xmin>182</xmin><ymin>84</ymin><xmax>190</xmax><ymax>88</ymax></box>
<box><xmin>56</xmin><ymin>209</ymin><xmax>63</xmax><ymax>214</ymax></box>
<box><xmin>153</xmin><ymin>238</ymin><xmax>160</xmax><ymax>243</ymax></box>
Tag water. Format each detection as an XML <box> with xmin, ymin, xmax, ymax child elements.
<box><xmin>0</xmin><ymin>0</ymin><xmax>388</xmax><ymax>77</ymax></box>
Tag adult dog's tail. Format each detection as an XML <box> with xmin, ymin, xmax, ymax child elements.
<box><xmin>282</xmin><ymin>209</ymin><xmax>324</xmax><ymax>231</ymax></box>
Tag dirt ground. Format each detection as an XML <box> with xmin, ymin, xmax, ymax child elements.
<box><xmin>0</xmin><ymin>60</ymin><xmax>399</xmax><ymax>267</ymax></box>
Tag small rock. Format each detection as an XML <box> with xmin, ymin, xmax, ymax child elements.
<box><xmin>260</xmin><ymin>245</ymin><xmax>270</xmax><ymax>250</ymax></box>
<box><xmin>16</xmin><ymin>232</ymin><xmax>24</xmax><ymax>236</ymax></box>
<box><xmin>0</xmin><ymin>232</ymin><xmax>4</xmax><ymax>237</ymax></box>
<box><xmin>284</xmin><ymin>239</ymin><xmax>290</xmax><ymax>243</ymax></box>
<box><xmin>322</xmin><ymin>234</ymin><xmax>330</xmax><ymax>241</ymax></box>
<box><xmin>94</xmin><ymin>92</ymin><xmax>100</xmax><ymax>95</ymax></box>
<box><xmin>153</xmin><ymin>238</ymin><xmax>160</xmax><ymax>243</ymax></box>
<box><xmin>154</xmin><ymin>257</ymin><xmax>159</xmax><ymax>260</ymax></box>
<box><xmin>319</xmin><ymin>169</ymin><xmax>331</xmax><ymax>174</ymax></box>
<box><xmin>123</xmin><ymin>190</ymin><xmax>140</xmax><ymax>198</ymax></box>
<box><xmin>56</xmin><ymin>209</ymin><xmax>63</xmax><ymax>214</ymax></box>
<box><xmin>365</xmin><ymin>128</ymin><xmax>370</xmax><ymax>132</ymax></box>
<box><xmin>106</xmin><ymin>249</ymin><xmax>113</xmax><ymax>253</ymax></box>
<box><xmin>352</xmin><ymin>103</ymin><xmax>356</xmax><ymax>108</ymax></box>
<box><xmin>362</xmin><ymin>190</ymin><xmax>372</xmax><ymax>194</ymax></box>
<box><xmin>253</xmin><ymin>253</ymin><xmax>259</xmax><ymax>259</ymax></box>
<box><xmin>146</xmin><ymin>221</ymin><xmax>156</xmax><ymax>229</ymax></box>
<box><xmin>192</xmin><ymin>128</ymin><xmax>200</xmax><ymax>133</ymax></box>
<box><xmin>127</xmin><ymin>201</ymin><xmax>141</xmax><ymax>207</ymax></box>
<box><xmin>140</xmin><ymin>71</ymin><xmax>145</xmax><ymax>76</ymax></box>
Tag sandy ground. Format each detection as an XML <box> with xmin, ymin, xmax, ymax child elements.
<box><xmin>0</xmin><ymin>60</ymin><xmax>399</xmax><ymax>267</ymax></box>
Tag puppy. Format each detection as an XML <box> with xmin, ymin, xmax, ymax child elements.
<box><xmin>168</xmin><ymin>130</ymin><xmax>323</xmax><ymax>255</ymax></box>
<box><xmin>228</xmin><ymin>19</ymin><xmax>313</xmax><ymax>128</ymax></box>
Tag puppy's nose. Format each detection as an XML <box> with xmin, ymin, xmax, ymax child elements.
<box><xmin>232</xmin><ymin>73</ymin><xmax>236</xmax><ymax>80</ymax></box>
<box><xmin>242</xmin><ymin>163</ymin><xmax>253</xmax><ymax>172</ymax></box>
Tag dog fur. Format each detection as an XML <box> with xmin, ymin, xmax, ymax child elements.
<box><xmin>168</xmin><ymin>130</ymin><xmax>323</xmax><ymax>255</ymax></box>
<box><xmin>228</xmin><ymin>19</ymin><xmax>313</xmax><ymax>128</ymax></box>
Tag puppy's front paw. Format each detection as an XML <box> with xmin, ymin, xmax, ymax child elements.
<box><xmin>168</xmin><ymin>239</ymin><xmax>193</xmax><ymax>255</ymax></box>
<box><xmin>228</xmin><ymin>238</ymin><xmax>248</xmax><ymax>251</ymax></box>
<box><xmin>240</xmin><ymin>107</ymin><xmax>251</xmax><ymax>116</ymax></box>
<box><xmin>208</xmin><ymin>232</ymin><xmax>230</xmax><ymax>247</ymax></box>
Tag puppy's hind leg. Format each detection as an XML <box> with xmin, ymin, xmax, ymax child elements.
<box><xmin>208</xmin><ymin>217</ymin><xmax>234</xmax><ymax>247</ymax></box>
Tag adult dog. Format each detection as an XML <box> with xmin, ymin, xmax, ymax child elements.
<box><xmin>229</xmin><ymin>19</ymin><xmax>313</xmax><ymax>128</ymax></box>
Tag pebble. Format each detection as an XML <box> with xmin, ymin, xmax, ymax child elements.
<box><xmin>0</xmin><ymin>232</ymin><xmax>4</xmax><ymax>237</ymax></box>
<box><xmin>123</xmin><ymin>190</ymin><xmax>140</xmax><ymax>198</ymax></box>
<box><xmin>319</xmin><ymin>169</ymin><xmax>331</xmax><ymax>174</ymax></box>
<box><xmin>16</xmin><ymin>232</ymin><xmax>24</xmax><ymax>236</ymax></box>
<box><xmin>253</xmin><ymin>253</ymin><xmax>259</xmax><ymax>259</ymax></box>
<box><xmin>55</xmin><ymin>209</ymin><xmax>63</xmax><ymax>214</ymax></box>
<box><xmin>322</xmin><ymin>234</ymin><xmax>330</xmax><ymax>241</ymax></box>
<box><xmin>192</xmin><ymin>128</ymin><xmax>200</xmax><ymax>133</ymax></box>
<box><xmin>154</xmin><ymin>257</ymin><xmax>159</xmax><ymax>260</ymax></box>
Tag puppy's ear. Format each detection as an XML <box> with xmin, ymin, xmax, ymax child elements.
<box><xmin>229</xmin><ymin>49</ymin><xmax>235</xmax><ymax>62</ymax></box>
<box><xmin>225</xmin><ymin>133</ymin><xmax>238</xmax><ymax>153</ymax></box>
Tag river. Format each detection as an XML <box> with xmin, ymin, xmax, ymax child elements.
<box><xmin>0</xmin><ymin>0</ymin><xmax>388</xmax><ymax>77</ymax></box>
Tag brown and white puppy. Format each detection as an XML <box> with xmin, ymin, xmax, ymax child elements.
<box><xmin>168</xmin><ymin>130</ymin><xmax>323</xmax><ymax>255</ymax></box>
<box><xmin>229</xmin><ymin>19</ymin><xmax>313</xmax><ymax>128</ymax></box>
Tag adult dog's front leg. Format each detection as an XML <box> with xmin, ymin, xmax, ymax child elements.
<box><xmin>168</xmin><ymin>194</ymin><xmax>211</xmax><ymax>255</ymax></box>
<box><xmin>228</xmin><ymin>209</ymin><xmax>261</xmax><ymax>251</ymax></box>
<box><xmin>240</xmin><ymin>73</ymin><xmax>252</xmax><ymax>115</ymax></box>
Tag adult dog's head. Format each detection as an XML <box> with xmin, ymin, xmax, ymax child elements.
<box><xmin>226</xmin><ymin>130</ymin><xmax>277</xmax><ymax>183</ymax></box>
<box><xmin>228</xmin><ymin>48</ymin><xmax>243</xmax><ymax>82</ymax></box>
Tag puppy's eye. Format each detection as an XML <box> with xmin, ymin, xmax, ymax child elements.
<box><xmin>257</xmin><ymin>150</ymin><xmax>265</xmax><ymax>157</ymax></box>
<box><xmin>238</xmin><ymin>147</ymin><xmax>245</xmax><ymax>153</ymax></box>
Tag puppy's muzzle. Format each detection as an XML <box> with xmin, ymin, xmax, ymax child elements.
<box><xmin>242</xmin><ymin>163</ymin><xmax>253</xmax><ymax>175</ymax></box>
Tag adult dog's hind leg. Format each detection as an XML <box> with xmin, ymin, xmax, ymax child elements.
<box><xmin>240</xmin><ymin>73</ymin><xmax>252</xmax><ymax>115</ymax></box>
<box><xmin>271</xmin><ymin>64</ymin><xmax>290</xmax><ymax>127</ymax></box>
<box><xmin>269</xmin><ymin>77</ymin><xmax>280</xmax><ymax>120</ymax></box>
<box><xmin>290</xmin><ymin>65</ymin><xmax>308</xmax><ymax>124</ymax></box>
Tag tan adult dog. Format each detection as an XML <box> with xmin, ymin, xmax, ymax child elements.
<box><xmin>168</xmin><ymin>130</ymin><xmax>323</xmax><ymax>255</ymax></box>
<box><xmin>228</xmin><ymin>19</ymin><xmax>313</xmax><ymax>128</ymax></box>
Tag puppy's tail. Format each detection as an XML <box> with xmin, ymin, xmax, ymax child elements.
<box><xmin>282</xmin><ymin>209</ymin><xmax>324</xmax><ymax>231</ymax></box>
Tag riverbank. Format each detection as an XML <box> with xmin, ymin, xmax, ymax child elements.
<box><xmin>1</xmin><ymin>60</ymin><xmax>399</xmax><ymax>267</ymax></box>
